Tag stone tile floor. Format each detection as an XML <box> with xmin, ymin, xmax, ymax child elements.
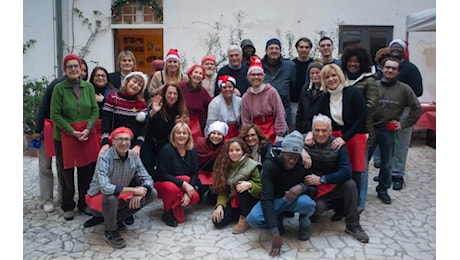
<box><xmin>23</xmin><ymin>137</ymin><xmax>435</xmax><ymax>259</ymax></box>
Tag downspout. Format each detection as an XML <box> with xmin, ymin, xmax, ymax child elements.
<box><xmin>55</xmin><ymin>0</ymin><xmax>63</xmax><ymax>78</ymax></box>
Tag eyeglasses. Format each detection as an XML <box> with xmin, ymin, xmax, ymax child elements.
<box><xmin>249</xmin><ymin>73</ymin><xmax>263</xmax><ymax>77</ymax></box>
<box><xmin>384</xmin><ymin>66</ymin><xmax>398</xmax><ymax>71</ymax></box>
<box><xmin>284</xmin><ymin>153</ymin><xmax>300</xmax><ymax>162</ymax></box>
<box><xmin>66</xmin><ymin>64</ymin><xmax>80</xmax><ymax>70</ymax></box>
<box><xmin>95</xmin><ymin>74</ymin><xmax>107</xmax><ymax>78</ymax></box>
<box><xmin>114</xmin><ymin>137</ymin><xmax>131</xmax><ymax>144</ymax></box>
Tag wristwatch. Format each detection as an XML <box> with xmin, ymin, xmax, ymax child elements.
<box><xmin>320</xmin><ymin>176</ymin><xmax>326</xmax><ymax>184</ymax></box>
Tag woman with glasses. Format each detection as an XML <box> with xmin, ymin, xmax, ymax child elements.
<box><xmin>89</xmin><ymin>66</ymin><xmax>117</xmax><ymax>119</ymax></box>
<box><xmin>241</xmin><ymin>56</ymin><xmax>288</xmax><ymax>144</ymax></box>
<box><xmin>50</xmin><ymin>53</ymin><xmax>99</xmax><ymax>220</ymax></box>
<box><xmin>239</xmin><ymin>124</ymin><xmax>272</xmax><ymax>165</ymax></box>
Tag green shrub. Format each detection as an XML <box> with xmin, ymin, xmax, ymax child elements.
<box><xmin>23</xmin><ymin>76</ymin><xmax>48</xmax><ymax>134</ymax></box>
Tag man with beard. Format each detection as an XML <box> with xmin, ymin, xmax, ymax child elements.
<box><xmin>241</xmin><ymin>39</ymin><xmax>256</xmax><ymax>67</ymax></box>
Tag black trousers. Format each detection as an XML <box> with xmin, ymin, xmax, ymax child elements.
<box><xmin>212</xmin><ymin>191</ymin><xmax>258</xmax><ymax>228</ymax></box>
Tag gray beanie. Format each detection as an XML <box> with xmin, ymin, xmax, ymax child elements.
<box><xmin>281</xmin><ymin>130</ymin><xmax>304</xmax><ymax>155</ymax></box>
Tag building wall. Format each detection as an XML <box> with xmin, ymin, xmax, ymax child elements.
<box><xmin>23</xmin><ymin>0</ymin><xmax>436</xmax><ymax>101</ymax></box>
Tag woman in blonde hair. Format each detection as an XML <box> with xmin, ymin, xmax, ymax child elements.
<box><xmin>109</xmin><ymin>50</ymin><xmax>136</xmax><ymax>89</ymax></box>
<box><xmin>154</xmin><ymin>122</ymin><xmax>200</xmax><ymax>227</ymax></box>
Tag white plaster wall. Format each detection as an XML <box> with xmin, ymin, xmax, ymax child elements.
<box><xmin>23</xmin><ymin>0</ymin><xmax>436</xmax><ymax>101</ymax></box>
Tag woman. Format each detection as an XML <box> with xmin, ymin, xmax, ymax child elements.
<box><xmin>89</xmin><ymin>66</ymin><xmax>117</xmax><ymax>119</ymax></box>
<box><xmin>205</xmin><ymin>75</ymin><xmax>242</xmax><ymax>140</ymax></box>
<box><xmin>154</xmin><ymin>122</ymin><xmax>201</xmax><ymax>227</ymax></box>
<box><xmin>147</xmin><ymin>48</ymin><xmax>188</xmax><ymax>100</ymax></box>
<box><xmin>241</xmin><ymin>56</ymin><xmax>288</xmax><ymax>144</ymax></box>
<box><xmin>141</xmin><ymin>83</ymin><xmax>189</xmax><ymax>177</ymax></box>
<box><xmin>341</xmin><ymin>45</ymin><xmax>379</xmax><ymax>214</ymax></box>
<box><xmin>295</xmin><ymin>62</ymin><xmax>324</xmax><ymax>134</ymax></box>
<box><xmin>99</xmin><ymin>71</ymin><xmax>149</xmax><ymax>158</ymax></box>
<box><xmin>312</xmin><ymin>63</ymin><xmax>367</xmax><ymax>220</ymax></box>
<box><xmin>180</xmin><ymin>64</ymin><xmax>212</xmax><ymax>140</ymax></box>
<box><xmin>50</xmin><ymin>53</ymin><xmax>99</xmax><ymax>220</ymax></box>
<box><xmin>211</xmin><ymin>138</ymin><xmax>262</xmax><ymax>234</ymax></box>
<box><xmin>109</xmin><ymin>50</ymin><xmax>136</xmax><ymax>89</ymax></box>
<box><xmin>195</xmin><ymin>121</ymin><xmax>228</xmax><ymax>205</ymax></box>
<box><xmin>81</xmin><ymin>58</ymin><xmax>89</xmax><ymax>81</ymax></box>
<box><xmin>239</xmin><ymin>124</ymin><xmax>272</xmax><ymax>165</ymax></box>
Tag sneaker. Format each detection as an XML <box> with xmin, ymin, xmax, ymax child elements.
<box><xmin>104</xmin><ymin>230</ymin><xmax>126</xmax><ymax>248</ymax></box>
<box><xmin>123</xmin><ymin>215</ymin><xmax>135</xmax><ymax>225</ymax></box>
<box><xmin>63</xmin><ymin>210</ymin><xmax>75</xmax><ymax>221</ymax></box>
<box><xmin>345</xmin><ymin>225</ymin><xmax>369</xmax><ymax>243</ymax></box>
<box><xmin>392</xmin><ymin>177</ymin><xmax>404</xmax><ymax>190</ymax></box>
<box><xmin>161</xmin><ymin>210</ymin><xmax>178</xmax><ymax>227</ymax></box>
<box><xmin>43</xmin><ymin>201</ymin><xmax>54</xmax><ymax>213</ymax></box>
<box><xmin>83</xmin><ymin>216</ymin><xmax>104</xmax><ymax>228</ymax></box>
<box><xmin>377</xmin><ymin>192</ymin><xmax>392</xmax><ymax>204</ymax></box>
<box><xmin>298</xmin><ymin>225</ymin><xmax>311</xmax><ymax>241</ymax></box>
<box><xmin>116</xmin><ymin>221</ymin><xmax>128</xmax><ymax>233</ymax></box>
<box><xmin>373</xmin><ymin>176</ymin><xmax>379</xmax><ymax>182</ymax></box>
<box><xmin>331</xmin><ymin>211</ymin><xmax>344</xmax><ymax>221</ymax></box>
<box><xmin>277</xmin><ymin>213</ymin><xmax>285</xmax><ymax>236</ymax></box>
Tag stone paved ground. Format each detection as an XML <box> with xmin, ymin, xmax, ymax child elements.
<box><xmin>23</xmin><ymin>136</ymin><xmax>435</xmax><ymax>260</ymax></box>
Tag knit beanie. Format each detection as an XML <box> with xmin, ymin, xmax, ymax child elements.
<box><xmin>151</xmin><ymin>59</ymin><xmax>165</xmax><ymax>71</ymax></box>
<box><xmin>307</xmin><ymin>62</ymin><xmax>323</xmax><ymax>74</ymax></box>
<box><xmin>247</xmin><ymin>56</ymin><xmax>264</xmax><ymax>75</ymax></box>
<box><xmin>281</xmin><ymin>130</ymin><xmax>304</xmax><ymax>155</ymax></box>
<box><xmin>265</xmin><ymin>38</ymin><xmax>281</xmax><ymax>49</ymax></box>
<box><xmin>122</xmin><ymin>71</ymin><xmax>148</xmax><ymax>89</ymax></box>
<box><xmin>201</xmin><ymin>55</ymin><xmax>216</xmax><ymax>65</ymax></box>
<box><xmin>165</xmin><ymin>48</ymin><xmax>180</xmax><ymax>62</ymax></box>
<box><xmin>217</xmin><ymin>75</ymin><xmax>236</xmax><ymax>88</ymax></box>
<box><xmin>207</xmin><ymin>121</ymin><xmax>229</xmax><ymax>137</ymax></box>
<box><xmin>389</xmin><ymin>39</ymin><xmax>407</xmax><ymax>51</ymax></box>
<box><xmin>109</xmin><ymin>127</ymin><xmax>134</xmax><ymax>145</ymax></box>
<box><xmin>63</xmin><ymin>53</ymin><xmax>82</xmax><ymax>71</ymax></box>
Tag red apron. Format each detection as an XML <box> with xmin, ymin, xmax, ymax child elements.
<box><xmin>60</xmin><ymin>121</ymin><xmax>100</xmax><ymax>169</ymax></box>
<box><xmin>198</xmin><ymin>170</ymin><xmax>213</xmax><ymax>185</ymax></box>
<box><xmin>44</xmin><ymin>119</ymin><xmax>55</xmax><ymax>157</ymax></box>
<box><xmin>225</xmin><ymin>123</ymin><xmax>239</xmax><ymax>141</ymax></box>
<box><xmin>85</xmin><ymin>193</ymin><xmax>133</xmax><ymax>212</ymax></box>
<box><xmin>188</xmin><ymin>115</ymin><xmax>203</xmax><ymax>141</ymax></box>
<box><xmin>253</xmin><ymin>115</ymin><xmax>276</xmax><ymax>144</ymax></box>
<box><xmin>315</xmin><ymin>184</ymin><xmax>337</xmax><ymax>200</ymax></box>
<box><xmin>331</xmin><ymin>131</ymin><xmax>367</xmax><ymax>172</ymax></box>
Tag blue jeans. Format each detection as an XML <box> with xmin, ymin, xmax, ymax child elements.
<box><xmin>246</xmin><ymin>194</ymin><xmax>316</xmax><ymax>229</ymax></box>
<box><xmin>358</xmin><ymin>147</ymin><xmax>369</xmax><ymax>210</ymax></box>
<box><xmin>368</xmin><ymin>129</ymin><xmax>395</xmax><ymax>194</ymax></box>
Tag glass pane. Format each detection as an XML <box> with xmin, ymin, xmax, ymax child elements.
<box><xmin>342</xmin><ymin>30</ymin><xmax>362</xmax><ymax>50</ymax></box>
<box><xmin>369</xmin><ymin>30</ymin><xmax>391</xmax><ymax>64</ymax></box>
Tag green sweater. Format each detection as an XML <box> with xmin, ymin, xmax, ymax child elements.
<box><xmin>216</xmin><ymin>156</ymin><xmax>262</xmax><ymax>208</ymax></box>
<box><xmin>50</xmin><ymin>78</ymin><xmax>99</xmax><ymax>141</ymax></box>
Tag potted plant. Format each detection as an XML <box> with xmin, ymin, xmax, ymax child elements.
<box><xmin>23</xmin><ymin>76</ymin><xmax>48</xmax><ymax>156</ymax></box>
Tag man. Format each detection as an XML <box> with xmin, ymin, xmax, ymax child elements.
<box><xmin>316</xmin><ymin>36</ymin><xmax>341</xmax><ymax>66</ymax></box>
<box><xmin>246</xmin><ymin>130</ymin><xmax>316</xmax><ymax>257</ymax></box>
<box><xmin>388</xmin><ymin>39</ymin><xmax>423</xmax><ymax>190</ymax></box>
<box><xmin>201</xmin><ymin>55</ymin><xmax>217</xmax><ymax>97</ymax></box>
<box><xmin>291</xmin><ymin>37</ymin><xmax>314</xmax><ymax>131</ymax></box>
<box><xmin>240</xmin><ymin>39</ymin><xmax>256</xmax><ymax>67</ymax></box>
<box><xmin>33</xmin><ymin>77</ymin><xmax>64</xmax><ymax>213</ymax></box>
<box><xmin>214</xmin><ymin>45</ymin><xmax>250</xmax><ymax>96</ymax></box>
<box><xmin>262</xmin><ymin>38</ymin><xmax>296</xmax><ymax>129</ymax></box>
<box><xmin>369</xmin><ymin>57</ymin><xmax>422</xmax><ymax>204</ymax></box>
<box><xmin>84</xmin><ymin>127</ymin><xmax>157</xmax><ymax>248</ymax></box>
<box><xmin>304</xmin><ymin>113</ymin><xmax>369</xmax><ymax>243</ymax></box>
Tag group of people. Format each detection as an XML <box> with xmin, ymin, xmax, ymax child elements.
<box><xmin>31</xmin><ymin>35</ymin><xmax>423</xmax><ymax>255</ymax></box>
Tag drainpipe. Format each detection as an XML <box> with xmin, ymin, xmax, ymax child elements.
<box><xmin>55</xmin><ymin>0</ymin><xmax>63</xmax><ymax>78</ymax></box>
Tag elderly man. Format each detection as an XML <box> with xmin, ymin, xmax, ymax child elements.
<box><xmin>246</xmin><ymin>130</ymin><xmax>316</xmax><ymax>257</ymax></box>
<box><xmin>214</xmin><ymin>45</ymin><xmax>250</xmax><ymax>96</ymax></box>
<box><xmin>304</xmin><ymin>113</ymin><xmax>369</xmax><ymax>243</ymax></box>
<box><xmin>84</xmin><ymin>127</ymin><xmax>156</xmax><ymax>248</ymax></box>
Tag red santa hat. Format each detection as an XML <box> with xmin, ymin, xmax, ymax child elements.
<box><xmin>247</xmin><ymin>55</ymin><xmax>264</xmax><ymax>75</ymax></box>
<box><xmin>165</xmin><ymin>48</ymin><xmax>180</xmax><ymax>62</ymax></box>
<box><xmin>201</xmin><ymin>55</ymin><xmax>216</xmax><ymax>65</ymax></box>
<box><xmin>217</xmin><ymin>75</ymin><xmax>236</xmax><ymax>88</ymax></box>
<box><xmin>109</xmin><ymin>127</ymin><xmax>134</xmax><ymax>145</ymax></box>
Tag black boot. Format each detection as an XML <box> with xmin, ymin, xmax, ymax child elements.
<box><xmin>161</xmin><ymin>210</ymin><xmax>178</xmax><ymax>227</ymax></box>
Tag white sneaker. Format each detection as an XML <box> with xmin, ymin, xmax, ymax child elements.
<box><xmin>43</xmin><ymin>202</ymin><xmax>54</xmax><ymax>213</ymax></box>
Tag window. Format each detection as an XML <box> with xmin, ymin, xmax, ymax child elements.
<box><xmin>339</xmin><ymin>25</ymin><xmax>393</xmax><ymax>64</ymax></box>
<box><xmin>112</xmin><ymin>1</ymin><xmax>163</xmax><ymax>24</ymax></box>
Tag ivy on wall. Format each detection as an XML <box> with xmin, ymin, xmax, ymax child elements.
<box><xmin>111</xmin><ymin>0</ymin><xmax>163</xmax><ymax>22</ymax></box>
